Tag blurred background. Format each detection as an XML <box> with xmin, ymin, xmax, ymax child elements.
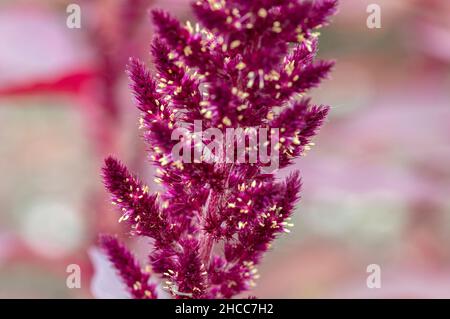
<box><xmin>0</xmin><ymin>0</ymin><xmax>449</xmax><ymax>298</ymax></box>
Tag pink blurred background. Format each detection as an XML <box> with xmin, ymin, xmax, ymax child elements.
<box><xmin>0</xmin><ymin>0</ymin><xmax>449</xmax><ymax>298</ymax></box>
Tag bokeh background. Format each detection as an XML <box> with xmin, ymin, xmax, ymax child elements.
<box><xmin>0</xmin><ymin>0</ymin><xmax>449</xmax><ymax>298</ymax></box>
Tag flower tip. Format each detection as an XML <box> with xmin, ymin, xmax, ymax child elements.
<box><xmin>126</xmin><ymin>57</ymin><xmax>140</xmax><ymax>71</ymax></box>
<box><xmin>150</xmin><ymin>9</ymin><xmax>166</xmax><ymax>23</ymax></box>
<box><xmin>104</xmin><ymin>156</ymin><xmax>120</xmax><ymax>169</ymax></box>
<box><xmin>102</xmin><ymin>156</ymin><xmax>126</xmax><ymax>185</ymax></box>
<box><xmin>98</xmin><ymin>233</ymin><xmax>116</xmax><ymax>249</ymax></box>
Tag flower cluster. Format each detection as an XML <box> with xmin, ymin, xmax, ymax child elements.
<box><xmin>100</xmin><ymin>0</ymin><xmax>337</xmax><ymax>299</ymax></box>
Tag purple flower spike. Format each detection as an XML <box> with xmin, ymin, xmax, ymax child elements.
<box><xmin>99</xmin><ymin>235</ymin><xmax>158</xmax><ymax>299</ymax></box>
<box><xmin>100</xmin><ymin>0</ymin><xmax>337</xmax><ymax>299</ymax></box>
